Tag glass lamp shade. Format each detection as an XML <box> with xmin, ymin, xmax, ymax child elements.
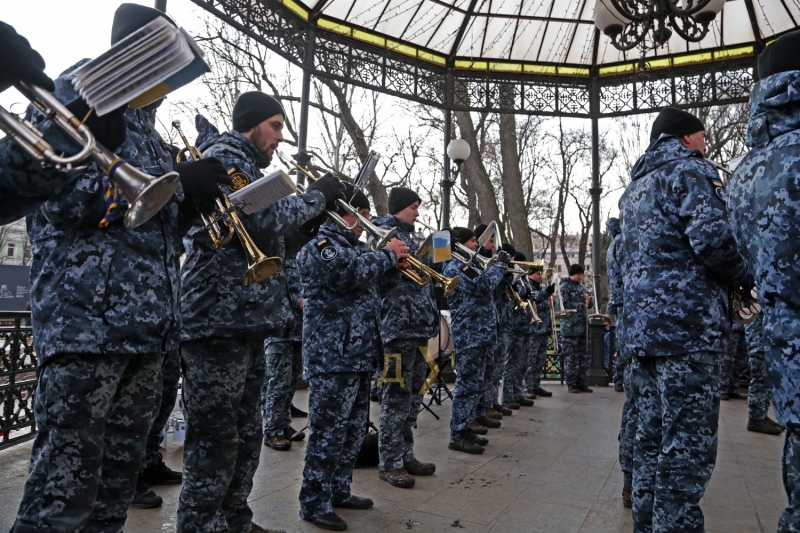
<box><xmin>593</xmin><ymin>0</ymin><xmax>630</xmax><ymax>36</ymax></box>
<box><xmin>693</xmin><ymin>0</ymin><xmax>726</xmax><ymax>23</ymax></box>
<box><xmin>447</xmin><ymin>139</ymin><xmax>471</xmax><ymax>164</ymax></box>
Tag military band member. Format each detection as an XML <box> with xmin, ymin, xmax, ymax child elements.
<box><xmin>621</xmin><ymin>107</ymin><xmax>749</xmax><ymax>533</ymax></box>
<box><xmin>9</xmin><ymin>6</ymin><xmax>234</xmax><ymax>532</ymax></box>
<box><xmin>444</xmin><ymin>227</ymin><xmax>510</xmax><ymax>454</ymax></box>
<box><xmin>522</xmin><ymin>267</ymin><xmax>555</xmax><ymax>399</ymax></box>
<box><xmin>297</xmin><ymin>183</ymin><xmax>409</xmax><ymax>531</ymax></box>
<box><xmin>473</xmin><ymin>224</ymin><xmax>514</xmax><ymax>420</ymax></box>
<box><xmin>501</xmin><ymin>252</ymin><xmax>536</xmax><ymax>408</ymax></box>
<box><xmin>560</xmin><ymin>264</ymin><xmax>592</xmax><ymax>393</ymax></box>
<box><xmin>0</xmin><ymin>21</ymin><xmax>128</xmax><ymax>224</ymax></box>
<box><xmin>373</xmin><ymin>187</ymin><xmax>438</xmax><ymax>489</ymax></box>
<box><xmin>178</xmin><ymin>91</ymin><xmax>344</xmax><ymax>533</ymax></box>
<box><xmin>727</xmin><ymin>31</ymin><xmax>800</xmax><ymax>531</ymax></box>
<box><xmin>607</xmin><ymin>216</ymin><xmax>635</xmax><ymax>509</ymax></box>
<box><xmin>262</xmin><ymin>249</ymin><xmax>307</xmax><ymax>451</ymax></box>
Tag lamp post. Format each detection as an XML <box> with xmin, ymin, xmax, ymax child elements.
<box><xmin>441</xmin><ymin>138</ymin><xmax>470</xmax><ymax>229</ymax></box>
<box><xmin>593</xmin><ymin>0</ymin><xmax>726</xmax><ymax>52</ymax></box>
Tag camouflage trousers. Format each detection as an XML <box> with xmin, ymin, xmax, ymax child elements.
<box><xmin>614</xmin><ymin>348</ymin><xmax>630</xmax><ymax>387</ymax></box>
<box><xmin>178</xmin><ymin>338</ymin><xmax>265</xmax><ymax>533</ymax></box>
<box><xmin>261</xmin><ymin>340</ymin><xmax>302</xmax><ymax>439</ymax></box>
<box><xmin>378</xmin><ymin>339</ymin><xmax>427</xmax><ymax>472</ymax></box>
<box><xmin>482</xmin><ymin>332</ymin><xmax>510</xmax><ymax>413</ymax></box>
<box><xmin>523</xmin><ymin>335</ymin><xmax>549</xmax><ymax>391</ymax></box>
<box><xmin>10</xmin><ymin>351</ymin><xmax>159</xmax><ymax>533</ymax></box>
<box><xmin>747</xmin><ymin>346</ymin><xmax>772</xmax><ymax>420</ymax></box>
<box><xmin>720</xmin><ymin>328</ymin><xmax>747</xmax><ymax>395</ymax></box>
<box><xmin>630</xmin><ymin>352</ymin><xmax>720</xmax><ymax>533</ymax></box>
<box><xmin>299</xmin><ymin>372</ymin><xmax>370</xmax><ymax>519</ymax></box>
<box><xmin>780</xmin><ymin>428</ymin><xmax>800</xmax><ymax>532</ymax></box>
<box><xmin>562</xmin><ymin>336</ymin><xmax>590</xmax><ymax>389</ymax></box>
<box><xmin>143</xmin><ymin>348</ymin><xmax>181</xmax><ymax>469</ymax></box>
<box><xmin>618</xmin><ymin>362</ymin><xmax>638</xmax><ymax>487</ymax></box>
<box><xmin>502</xmin><ymin>333</ymin><xmax>531</xmax><ymax>403</ymax></box>
<box><xmin>450</xmin><ymin>347</ymin><xmax>487</xmax><ymax>440</ymax></box>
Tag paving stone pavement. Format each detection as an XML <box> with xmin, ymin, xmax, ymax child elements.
<box><xmin>0</xmin><ymin>384</ymin><xmax>786</xmax><ymax>533</ymax></box>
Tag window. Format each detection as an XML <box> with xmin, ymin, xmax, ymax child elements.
<box><xmin>556</xmin><ymin>264</ymin><xmax>562</xmax><ymax>273</ymax></box>
<box><xmin>6</xmin><ymin>243</ymin><xmax>15</xmax><ymax>257</ymax></box>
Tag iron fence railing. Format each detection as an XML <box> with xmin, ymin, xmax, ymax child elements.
<box><xmin>0</xmin><ymin>311</ymin><xmax>37</xmax><ymax>451</ymax></box>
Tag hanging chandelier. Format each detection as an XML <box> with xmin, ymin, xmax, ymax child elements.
<box><xmin>593</xmin><ymin>0</ymin><xmax>726</xmax><ymax>52</ymax></box>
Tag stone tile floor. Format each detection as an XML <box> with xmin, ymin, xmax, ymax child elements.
<box><xmin>0</xmin><ymin>384</ymin><xmax>787</xmax><ymax>532</ymax></box>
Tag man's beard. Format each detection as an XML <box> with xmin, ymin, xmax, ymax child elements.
<box><xmin>249</xmin><ymin>128</ymin><xmax>272</xmax><ymax>167</ymax></box>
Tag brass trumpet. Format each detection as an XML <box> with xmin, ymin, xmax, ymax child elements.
<box><xmin>521</xmin><ymin>277</ymin><xmax>543</xmax><ymax>324</ymax></box>
<box><xmin>544</xmin><ymin>268</ymin><xmax>560</xmax><ymax>352</ymax></box>
<box><xmin>172</xmin><ymin>120</ymin><xmax>282</xmax><ymax>284</ymax></box>
<box><xmin>0</xmin><ymin>81</ymin><xmax>179</xmax><ymax>228</ymax></box>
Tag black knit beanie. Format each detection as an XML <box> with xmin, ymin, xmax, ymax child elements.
<box><xmin>513</xmin><ymin>251</ymin><xmax>526</xmax><ymax>262</ymax></box>
<box><xmin>758</xmin><ymin>30</ymin><xmax>800</xmax><ymax>79</ymax></box>
<box><xmin>473</xmin><ymin>223</ymin><xmax>488</xmax><ymax>239</ymax></box>
<box><xmin>650</xmin><ymin>107</ymin><xmax>705</xmax><ymax>142</ymax></box>
<box><xmin>232</xmin><ymin>91</ymin><xmax>286</xmax><ymax>132</ymax></box>
<box><xmin>501</xmin><ymin>242</ymin><xmax>516</xmax><ymax>256</ymax></box>
<box><xmin>450</xmin><ymin>227</ymin><xmax>475</xmax><ymax>247</ymax></box>
<box><xmin>388</xmin><ymin>187</ymin><xmax>422</xmax><ymax>215</ymax></box>
<box><xmin>112</xmin><ymin>3</ymin><xmax>176</xmax><ymax>45</ymax></box>
<box><xmin>336</xmin><ymin>182</ymin><xmax>370</xmax><ymax>215</ymax></box>
<box><xmin>569</xmin><ymin>264</ymin><xmax>585</xmax><ymax>276</ymax></box>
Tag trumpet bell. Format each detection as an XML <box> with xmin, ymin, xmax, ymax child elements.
<box><xmin>242</xmin><ymin>256</ymin><xmax>284</xmax><ymax>285</ymax></box>
<box><xmin>121</xmin><ymin>169</ymin><xmax>181</xmax><ymax>228</ymax></box>
<box><xmin>441</xmin><ymin>275</ymin><xmax>459</xmax><ymax>297</ymax></box>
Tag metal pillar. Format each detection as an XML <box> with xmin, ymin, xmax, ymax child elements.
<box><xmin>441</xmin><ymin>107</ymin><xmax>452</xmax><ymax>229</ymax></box>
<box><xmin>587</xmin><ymin>75</ymin><xmax>609</xmax><ymax>387</ymax></box>
<box><xmin>293</xmin><ymin>27</ymin><xmax>315</xmax><ymax>184</ymax></box>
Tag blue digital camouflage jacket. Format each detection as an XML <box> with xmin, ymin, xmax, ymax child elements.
<box><xmin>727</xmin><ymin>69</ymin><xmax>800</xmax><ymax>428</ymax></box>
<box><xmin>559</xmin><ymin>278</ymin><xmax>588</xmax><ymax>337</ymax></box>
<box><xmin>27</xmin><ymin>60</ymin><xmax>184</xmax><ymax>361</ymax></box>
<box><xmin>605</xmin><ymin>218</ymin><xmax>623</xmax><ymax>316</ymax></box>
<box><xmin>511</xmin><ymin>279</ymin><xmax>536</xmax><ymax>335</ymax></box>
<box><xmin>298</xmin><ymin>223</ymin><xmax>401</xmax><ymax>380</ymax></box>
<box><xmin>619</xmin><ymin>135</ymin><xmax>748</xmax><ymax>357</ymax></box>
<box><xmin>180</xmin><ymin>118</ymin><xmax>326</xmax><ymax>342</ymax></box>
<box><xmin>443</xmin><ymin>250</ymin><xmax>506</xmax><ymax>351</ymax></box>
<box><xmin>527</xmin><ymin>279</ymin><xmax>552</xmax><ymax>337</ymax></box>
<box><xmin>371</xmin><ymin>215</ymin><xmax>439</xmax><ymax>345</ymax></box>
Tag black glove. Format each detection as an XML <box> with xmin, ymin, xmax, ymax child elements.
<box><xmin>175</xmin><ymin>157</ymin><xmax>232</xmax><ymax>216</ymax></box>
<box><xmin>545</xmin><ymin>284</ymin><xmax>556</xmax><ymax>296</ymax></box>
<box><xmin>0</xmin><ymin>22</ymin><xmax>54</xmax><ymax>93</ymax></box>
<box><xmin>740</xmin><ymin>272</ymin><xmax>755</xmax><ymax>296</ymax></box>
<box><xmin>298</xmin><ymin>212</ymin><xmax>328</xmax><ymax>239</ymax></box>
<box><xmin>307</xmin><ymin>172</ymin><xmax>346</xmax><ymax>210</ymax></box>
<box><xmin>65</xmin><ymin>98</ymin><xmax>127</xmax><ymax>151</ymax></box>
<box><xmin>496</xmin><ymin>250</ymin><xmax>512</xmax><ymax>265</ymax></box>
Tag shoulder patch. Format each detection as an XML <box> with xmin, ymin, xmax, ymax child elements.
<box><xmin>715</xmin><ymin>186</ymin><xmax>727</xmax><ymax>202</ymax></box>
<box><xmin>226</xmin><ymin>163</ymin><xmax>251</xmax><ymax>191</ymax></box>
<box><xmin>315</xmin><ymin>239</ymin><xmax>338</xmax><ymax>261</ymax></box>
<box><xmin>462</xmin><ymin>266</ymin><xmax>478</xmax><ymax>280</ymax></box>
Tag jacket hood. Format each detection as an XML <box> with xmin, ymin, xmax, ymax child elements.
<box><xmin>630</xmin><ymin>135</ymin><xmax>706</xmax><ymax>181</ymax></box>
<box><xmin>746</xmin><ymin>70</ymin><xmax>800</xmax><ymax>148</ymax></box>
<box><xmin>194</xmin><ymin>113</ymin><xmax>221</xmax><ymax>150</ymax></box>
<box><xmin>606</xmin><ymin>217</ymin><xmax>621</xmax><ymax>237</ymax></box>
<box><xmin>371</xmin><ymin>214</ymin><xmax>415</xmax><ymax>234</ymax></box>
<box><xmin>198</xmin><ymin>122</ymin><xmax>269</xmax><ymax>169</ymax></box>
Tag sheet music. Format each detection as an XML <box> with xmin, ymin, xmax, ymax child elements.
<box><xmin>228</xmin><ymin>170</ymin><xmax>297</xmax><ymax>215</ymax></box>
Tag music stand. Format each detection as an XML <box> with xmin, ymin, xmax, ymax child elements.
<box><xmin>419</xmin><ymin>355</ymin><xmax>454</xmax><ymax>420</ymax></box>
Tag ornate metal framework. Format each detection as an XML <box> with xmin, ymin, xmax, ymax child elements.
<box><xmin>0</xmin><ymin>312</ymin><xmax>37</xmax><ymax>451</ymax></box>
<box><xmin>189</xmin><ymin>0</ymin><xmax>755</xmax><ymax>118</ymax></box>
